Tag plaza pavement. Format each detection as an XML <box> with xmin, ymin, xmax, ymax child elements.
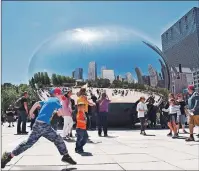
<box><xmin>1</xmin><ymin>124</ymin><xmax>199</xmax><ymax>170</ymax></box>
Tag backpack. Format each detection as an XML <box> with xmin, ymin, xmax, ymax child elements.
<box><xmin>14</xmin><ymin>97</ymin><xmax>23</xmax><ymax>110</ymax></box>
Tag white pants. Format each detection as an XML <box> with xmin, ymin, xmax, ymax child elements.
<box><xmin>62</xmin><ymin>116</ymin><xmax>73</xmax><ymax>137</ymax></box>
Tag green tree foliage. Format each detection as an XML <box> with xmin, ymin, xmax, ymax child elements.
<box><xmin>1</xmin><ymin>84</ymin><xmax>39</xmax><ymax>113</ymax></box>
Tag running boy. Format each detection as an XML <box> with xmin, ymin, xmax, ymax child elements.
<box><xmin>1</xmin><ymin>88</ymin><xmax>76</xmax><ymax>168</ymax></box>
<box><xmin>75</xmin><ymin>102</ymin><xmax>88</xmax><ymax>154</ymax></box>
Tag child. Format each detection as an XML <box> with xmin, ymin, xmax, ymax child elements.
<box><xmin>137</xmin><ymin>97</ymin><xmax>148</xmax><ymax>135</ymax></box>
<box><xmin>75</xmin><ymin>102</ymin><xmax>88</xmax><ymax>154</ymax></box>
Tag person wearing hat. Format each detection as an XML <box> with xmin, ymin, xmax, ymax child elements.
<box><xmin>185</xmin><ymin>85</ymin><xmax>199</xmax><ymax>141</ymax></box>
<box><xmin>75</xmin><ymin>102</ymin><xmax>88</xmax><ymax>154</ymax></box>
<box><xmin>1</xmin><ymin>88</ymin><xmax>76</xmax><ymax>168</ymax></box>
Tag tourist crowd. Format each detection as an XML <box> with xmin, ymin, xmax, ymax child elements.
<box><xmin>1</xmin><ymin>85</ymin><xmax>199</xmax><ymax>168</ymax></box>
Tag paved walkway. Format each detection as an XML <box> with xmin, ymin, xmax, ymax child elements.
<box><xmin>1</xmin><ymin>124</ymin><xmax>199</xmax><ymax>170</ymax></box>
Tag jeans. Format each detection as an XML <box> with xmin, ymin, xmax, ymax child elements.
<box><xmin>75</xmin><ymin>128</ymin><xmax>88</xmax><ymax>152</ymax></box>
<box><xmin>62</xmin><ymin>116</ymin><xmax>73</xmax><ymax>137</ymax></box>
<box><xmin>12</xmin><ymin>121</ymin><xmax>68</xmax><ymax>156</ymax></box>
<box><xmin>139</xmin><ymin>117</ymin><xmax>146</xmax><ymax>132</ymax></box>
<box><xmin>97</xmin><ymin>112</ymin><xmax>108</xmax><ymax>135</ymax></box>
<box><xmin>17</xmin><ymin>111</ymin><xmax>27</xmax><ymax>133</ymax></box>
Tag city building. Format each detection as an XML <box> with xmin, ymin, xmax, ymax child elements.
<box><xmin>101</xmin><ymin>66</ymin><xmax>106</xmax><ymax>78</ymax></box>
<box><xmin>142</xmin><ymin>75</ymin><xmax>150</xmax><ymax>86</ymax></box>
<box><xmin>88</xmin><ymin>61</ymin><xmax>97</xmax><ymax>81</ymax></box>
<box><xmin>116</xmin><ymin>75</ymin><xmax>123</xmax><ymax>81</ymax></box>
<box><xmin>193</xmin><ymin>68</ymin><xmax>199</xmax><ymax>92</ymax></box>
<box><xmin>125</xmin><ymin>72</ymin><xmax>133</xmax><ymax>83</ymax></box>
<box><xmin>161</xmin><ymin>7</ymin><xmax>199</xmax><ymax>69</ymax></box>
<box><xmin>148</xmin><ymin>64</ymin><xmax>158</xmax><ymax>87</ymax></box>
<box><xmin>102</xmin><ymin>69</ymin><xmax>115</xmax><ymax>83</ymax></box>
<box><xmin>175</xmin><ymin>67</ymin><xmax>194</xmax><ymax>85</ymax></box>
<box><xmin>171</xmin><ymin>72</ymin><xmax>189</xmax><ymax>94</ymax></box>
<box><xmin>74</xmin><ymin>68</ymin><xmax>83</xmax><ymax>80</ymax></box>
<box><xmin>135</xmin><ymin>67</ymin><xmax>144</xmax><ymax>84</ymax></box>
<box><xmin>72</xmin><ymin>71</ymin><xmax>75</xmax><ymax>79</ymax></box>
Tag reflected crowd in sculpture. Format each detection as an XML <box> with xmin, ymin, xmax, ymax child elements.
<box><xmin>28</xmin><ymin>26</ymin><xmax>170</xmax><ymax>127</ymax></box>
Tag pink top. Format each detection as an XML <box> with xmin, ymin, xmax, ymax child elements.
<box><xmin>61</xmin><ymin>96</ymin><xmax>72</xmax><ymax>116</ymax></box>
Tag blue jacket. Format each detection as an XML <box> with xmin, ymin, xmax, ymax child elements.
<box><xmin>188</xmin><ymin>92</ymin><xmax>199</xmax><ymax>115</ymax></box>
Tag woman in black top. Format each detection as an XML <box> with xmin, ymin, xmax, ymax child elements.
<box><xmin>176</xmin><ymin>94</ymin><xmax>188</xmax><ymax>134</ymax></box>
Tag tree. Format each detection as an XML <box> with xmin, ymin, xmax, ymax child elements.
<box><xmin>51</xmin><ymin>73</ymin><xmax>58</xmax><ymax>86</ymax></box>
<box><xmin>44</xmin><ymin>72</ymin><xmax>50</xmax><ymax>85</ymax></box>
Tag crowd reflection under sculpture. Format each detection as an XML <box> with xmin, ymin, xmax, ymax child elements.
<box><xmin>28</xmin><ymin>27</ymin><xmax>170</xmax><ymax>126</ymax></box>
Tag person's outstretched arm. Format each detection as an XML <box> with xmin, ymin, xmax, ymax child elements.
<box><xmin>29</xmin><ymin>102</ymin><xmax>41</xmax><ymax>118</ymax></box>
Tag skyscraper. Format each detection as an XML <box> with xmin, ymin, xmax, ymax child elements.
<box><xmin>161</xmin><ymin>7</ymin><xmax>199</xmax><ymax>69</ymax></box>
<box><xmin>75</xmin><ymin>68</ymin><xmax>83</xmax><ymax>80</ymax></box>
<box><xmin>88</xmin><ymin>61</ymin><xmax>97</xmax><ymax>81</ymax></box>
<box><xmin>117</xmin><ymin>75</ymin><xmax>122</xmax><ymax>81</ymax></box>
<box><xmin>125</xmin><ymin>72</ymin><xmax>133</xmax><ymax>83</ymax></box>
<box><xmin>135</xmin><ymin>67</ymin><xmax>143</xmax><ymax>84</ymax></box>
<box><xmin>148</xmin><ymin>64</ymin><xmax>158</xmax><ymax>87</ymax></box>
<box><xmin>101</xmin><ymin>66</ymin><xmax>106</xmax><ymax>78</ymax></box>
<box><xmin>72</xmin><ymin>71</ymin><xmax>75</xmax><ymax>79</ymax></box>
<box><xmin>102</xmin><ymin>69</ymin><xmax>115</xmax><ymax>83</ymax></box>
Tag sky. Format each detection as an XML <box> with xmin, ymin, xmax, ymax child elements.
<box><xmin>2</xmin><ymin>1</ymin><xmax>197</xmax><ymax>84</ymax></box>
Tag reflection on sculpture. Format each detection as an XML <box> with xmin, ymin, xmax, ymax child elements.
<box><xmin>28</xmin><ymin>26</ymin><xmax>170</xmax><ymax>91</ymax></box>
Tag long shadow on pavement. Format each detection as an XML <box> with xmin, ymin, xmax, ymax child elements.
<box><xmin>61</xmin><ymin>167</ymin><xmax>77</xmax><ymax>171</ymax></box>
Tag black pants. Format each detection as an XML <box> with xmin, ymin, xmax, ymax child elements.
<box><xmin>85</xmin><ymin>112</ymin><xmax>92</xmax><ymax>130</ymax></box>
<box><xmin>17</xmin><ymin>111</ymin><xmax>27</xmax><ymax>133</ymax></box>
<box><xmin>139</xmin><ymin>117</ymin><xmax>146</xmax><ymax>132</ymax></box>
<box><xmin>97</xmin><ymin>112</ymin><xmax>108</xmax><ymax>135</ymax></box>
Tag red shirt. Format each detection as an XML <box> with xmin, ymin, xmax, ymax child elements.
<box><xmin>76</xmin><ymin>111</ymin><xmax>86</xmax><ymax>130</ymax></box>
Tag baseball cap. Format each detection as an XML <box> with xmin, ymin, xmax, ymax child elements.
<box><xmin>50</xmin><ymin>87</ymin><xmax>62</xmax><ymax>95</ymax></box>
<box><xmin>187</xmin><ymin>85</ymin><xmax>195</xmax><ymax>91</ymax></box>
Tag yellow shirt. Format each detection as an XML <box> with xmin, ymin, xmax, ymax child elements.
<box><xmin>77</xmin><ymin>96</ymin><xmax>88</xmax><ymax>113</ymax></box>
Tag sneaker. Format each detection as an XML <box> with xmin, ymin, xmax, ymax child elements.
<box><xmin>61</xmin><ymin>154</ymin><xmax>76</xmax><ymax>165</ymax></box>
<box><xmin>98</xmin><ymin>134</ymin><xmax>102</xmax><ymax>137</ymax></box>
<box><xmin>69</xmin><ymin>133</ymin><xmax>73</xmax><ymax>138</ymax></box>
<box><xmin>75</xmin><ymin>149</ymin><xmax>84</xmax><ymax>154</ymax></box>
<box><xmin>21</xmin><ymin>131</ymin><xmax>28</xmax><ymax>135</ymax></box>
<box><xmin>8</xmin><ymin>125</ymin><xmax>11</xmax><ymax>128</ymax></box>
<box><xmin>104</xmin><ymin>134</ymin><xmax>108</xmax><ymax>137</ymax></box>
<box><xmin>167</xmin><ymin>132</ymin><xmax>172</xmax><ymax>137</ymax></box>
<box><xmin>185</xmin><ymin>137</ymin><xmax>195</xmax><ymax>142</ymax></box>
<box><xmin>183</xmin><ymin>130</ymin><xmax>188</xmax><ymax>134</ymax></box>
<box><xmin>12</xmin><ymin>125</ymin><xmax>15</xmax><ymax>127</ymax></box>
<box><xmin>140</xmin><ymin>132</ymin><xmax>143</xmax><ymax>135</ymax></box>
<box><xmin>143</xmin><ymin>132</ymin><xmax>146</xmax><ymax>136</ymax></box>
<box><xmin>172</xmin><ymin>134</ymin><xmax>178</xmax><ymax>139</ymax></box>
<box><xmin>1</xmin><ymin>152</ymin><xmax>12</xmax><ymax>168</ymax></box>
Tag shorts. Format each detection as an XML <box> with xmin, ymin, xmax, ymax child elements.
<box><xmin>189</xmin><ymin>115</ymin><xmax>199</xmax><ymax>126</ymax></box>
<box><xmin>168</xmin><ymin>113</ymin><xmax>177</xmax><ymax>123</ymax></box>
<box><xmin>177</xmin><ymin>115</ymin><xmax>186</xmax><ymax>125</ymax></box>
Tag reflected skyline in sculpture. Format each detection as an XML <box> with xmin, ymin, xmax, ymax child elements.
<box><xmin>28</xmin><ymin>26</ymin><xmax>170</xmax><ymax>89</ymax></box>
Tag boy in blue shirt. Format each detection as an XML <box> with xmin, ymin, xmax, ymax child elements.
<box><xmin>1</xmin><ymin>88</ymin><xmax>76</xmax><ymax>168</ymax></box>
